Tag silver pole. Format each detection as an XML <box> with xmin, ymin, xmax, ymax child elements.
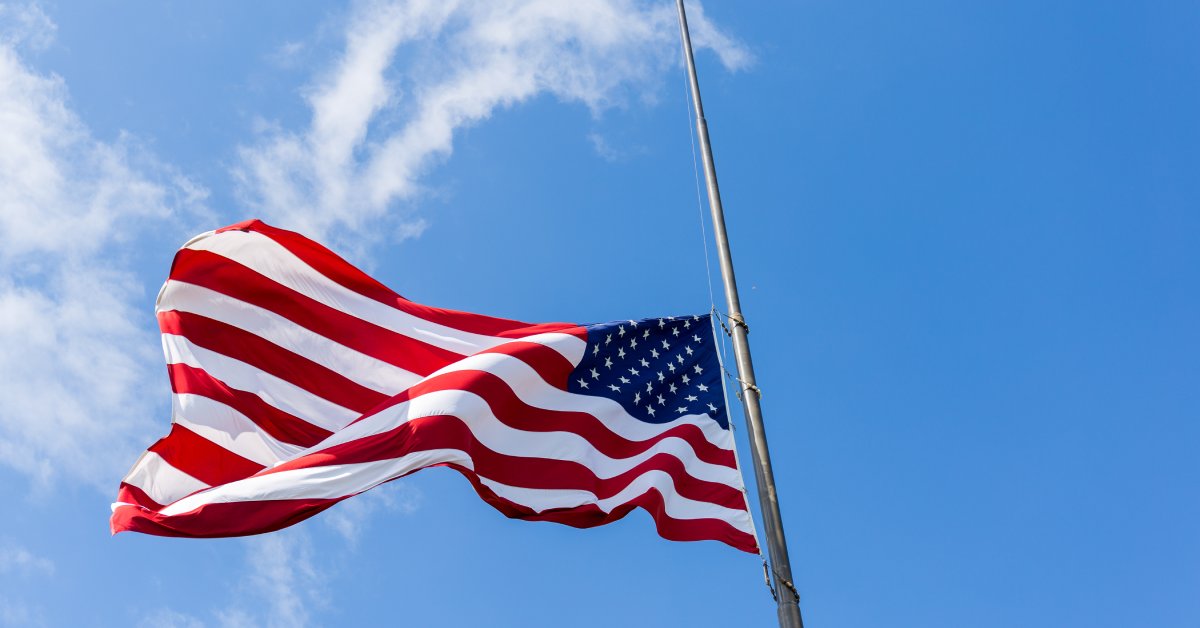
<box><xmin>674</xmin><ymin>2</ymin><xmax>804</xmax><ymax>627</ymax></box>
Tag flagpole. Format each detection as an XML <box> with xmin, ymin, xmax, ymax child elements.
<box><xmin>674</xmin><ymin>2</ymin><xmax>804</xmax><ymax>627</ymax></box>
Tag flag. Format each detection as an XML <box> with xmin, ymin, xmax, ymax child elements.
<box><xmin>111</xmin><ymin>219</ymin><xmax>759</xmax><ymax>553</ymax></box>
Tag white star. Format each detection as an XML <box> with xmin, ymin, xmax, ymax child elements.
<box><xmin>657</xmin><ymin>371</ymin><xmax>665</xmax><ymax>382</ymax></box>
<box><xmin>707</xmin><ymin>403</ymin><xmax>718</xmax><ymax>412</ymax></box>
<box><xmin>634</xmin><ymin>392</ymin><xmax>642</xmax><ymax>404</ymax></box>
<box><xmin>676</xmin><ymin>355</ymin><xmax>685</xmax><ymax>364</ymax></box>
<box><xmin>618</xmin><ymin>325</ymin><xmax>626</xmax><ymax>337</ymax></box>
<box><xmin>577</xmin><ymin>378</ymin><xmax>589</xmax><ymax>388</ymax></box>
<box><xmin>685</xmin><ymin>394</ymin><xmax>698</xmax><ymax>402</ymax></box>
<box><xmin>693</xmin><ymin>364</ymin><xmax>703</xmax><ymax>374</ymax></box>
<box><xmin>639</xmin><ymin>358</ymin><xmax>650</xmax><ymax>368</ymax></box>
<box><xmin>658</xmin><ymin>319</ymin><xmax>666</xmax><ymax>328</ymax></box>
<box><xmin>647</xmin><ymin>406</ymin><xmax>656</xmax><ymax>417</ymax></box>
<box><xmin>693</xmin><ymin>334</ymin><xmax>702</xmax><ymax>343</ymax></box>
<box><xmin>650</xmin><ymin>348</ymin><xmax>660</xmax><ymax>359</ymax></box>
<box><xmin>608</xmin><ymin>384</ymin><xmax>621</xmax><ymax>392</ymax></box>
<box><xmin>643</xmin><ymin>329</ymin><xmax>650</xmax><ymax>339</ymax></box>
<box><xmin>593</xmin><ymin>345</ymin><xmax>600</xmax><ymax>356</ymax></box>
<box><xmin>657</xmin><ymin>395</ymin><xmax>666</xmax><ymax>406</ymax></box>
<box><xmin>685</xmin><ymin>346</ymin><xmax>694</xmax><ymax>356</ymax></box>
<box><xmin>684</xmin><ymin>319</ymin><xmax>691</xmax><ymax>329</ymax></box>
<box><xmin>630</xmin><ymin>338</ymin><xmax>638</xmax><ymax>349</ymax></box>
<box><xmin>661</xmin><ymin>339</ymin><xmax>670</xmax><ymax>350</ymax></box>
<box><xmin>618</xmin><ymin>376</ymin><xmax>631</xmax><ymax>384</ymax></box>
<box><xmin>617</xmin><ymin>347</ymin><xmax>626</xmax><ymax>359</ymax></box>
<box><xmin>677</xmin><ymin>406</ymin><xmax>688</xmax><ymax>414</ymax></box>
<box><xmin>605</xmin><ymin>334</ymin><xmax>612</xmax><ymax>345</ymax></box>
<box><xmin>693</xmin><ymin>315</ymin><xmax>701</xmax><ymax>321</ymax></box>
<box><xmin>629</xmin><ymin>319</ymin><xmax>638</xmax><ymax>328</ymax></box>
<box><xmin>646</xmin><ymin>382</ymin><xmax>653</xmax><ymax>393</ymax></box>
<box><xmin>668</xmin><ymin>363</ymin><xmax>677</xmax><ymax>373</ymax></box>
<box><xmin>697</xmin><ymin>383</ymin><xmax>709</xmax><ymax>392</ymax></box>
<box><xmin>628</xmin><ymin>367</ymin><xmax>640</xmax><ymax>376</ymax></box>
<box><xmin>590</xmin><ymin>368</ymin><xmax>600</xmax><ymax>380</ymax></box>
<box><xmin>682</xmin><ymin>374</ymin><xmax>691</xmax><ymax>384</ymax></box>
<box><xmin>668</xmin><ymin>383</ymin><xmax>678</xmax><ymax>394</ymax></box>
<box><xmin>672</xmin><ymin>327</ymin><xmax>680</xmax><ymax>337</ymax></box>
<box><xmin>604</xmin><ymin>357</ymin><xmax>613</xmax><ymax>369</ymax></box>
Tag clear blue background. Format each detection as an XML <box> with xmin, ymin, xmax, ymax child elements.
<box><xmin>1</xmin><ymin>1</ymin><xmax>1197</xmax><ymax>626</ymax></box>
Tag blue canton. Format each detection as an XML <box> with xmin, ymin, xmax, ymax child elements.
<box><xmin>566</xmin><ymin>314</ymin><xmax>728</xmax><ymax>429</ymax></box>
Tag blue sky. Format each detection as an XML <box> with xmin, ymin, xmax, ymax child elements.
<box><xmin>0</xmin><ymin>1</ymin><xmax>1196</xmax><ymax>626</ymax></box>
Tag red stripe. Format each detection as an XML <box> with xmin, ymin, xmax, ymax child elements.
<box><xmin>354</xmin><ymin>369</ymin><xmax>737</xmax><ymax>470</ymax></box>
<box><xmin>167</xmin><ymin>363</ymin><xmax>332</xmax><ymax>448</ymax></box>
<box><xmin>271</xmin><ymin>413</ymin><xmax>746</xmax><ymax>511</ymax></box>
<box><xmin>115</xmin><ymin>486</ymin><xmax>759</xmax><ymax>553</ymax></box>
<box><xmin>462</xmin><ymin>469</ymin><xmax>759</xmax><ymax>553</ymax></box>
<box><xmin>226</xmin><ymin>220</ymin><xmax>587</xmax><ymax>342</ymax></box>
<box><xmin>111</xmin><ymin>497</ymin><xmax>340</xmax><ymax>538</ymax></box>
<box><xmin>169</xmin><ymin>248</ymin><xmax>463</xmax><ymax>377</ymax></box>
<box><xmin>158</xmin><ymin>310</ymin><xmax>389</xmax><ymax>415</ymax></box>
<box><xmin>112</xmin><ymin>466</ymin><xmax>757</xmax><ymax>553</ymax></box>
<box><xmin>477</xmin><ymin>340</ymin><xmax>576</xmax><ymax>390</ymax></box>
<box><xmin>148</xmin><ymin>423</ymin><xmax>264</xmax><ymax>486</ymax></box>
<box><xmin>116</xmin><ymin>482</ymin><xmax>165</xmax><ymax>511</ymax></box>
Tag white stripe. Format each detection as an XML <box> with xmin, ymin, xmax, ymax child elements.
<box><xmin>479</xmin><ymin>471</ymin><xmax>756</xmax><ymax>533</ymax></box>
<box><xmin>172</xmin><ymin>394</ymin><xmax>305</xmax><ymax>466</ymax></box>
<box><xmin>158</xmin><ymin>452</ymin><xmax>750</xmax><ymax>533</ymax></box>
<box><xmin>159</xmin><ymin>449</ymin><xmax>465</xmax><ymax>516</ymax></box>
<box><xmin>309</xmin><ymin>388</ymin><xmax>744</xmax><ymax>489</ymax></box>
<box><xmin>122</xmin><ymin>451</ymin><xmax>208</xmax><ymax>506</ymax></box>
<box><xmin>182</xmin><ymin>230</ymin><xmax>545</xmax><ymax>357</ymax></box>
<box><xmin>162</xmin><ymin>333</ymin><xmax>358</xmax><ymax>431</ymax></box>
<box><xmin>161</xmin><ymin>280</ymin><xmax>421</xmax><ymax>395</ymax></box>
<box><xmin>426</xmin><ymin>349</ymin><xmax>734</xmax><ymax>450</ymax></box>
<box><xmin>496</xmin><ymin>330</ymin><xmax>587</xmax><ymax>368</ymax></box>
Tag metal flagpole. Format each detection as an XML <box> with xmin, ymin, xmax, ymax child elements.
<box><xmin>674</xmin><ymin>2</ymin><xmax>805</xmax><ymax>627</ymax></box>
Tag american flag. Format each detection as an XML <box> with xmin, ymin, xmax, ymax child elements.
<box><xmin>111</xmin><ymin>220</ymin><xmax>758</xmax><ymax>553</ymax></box>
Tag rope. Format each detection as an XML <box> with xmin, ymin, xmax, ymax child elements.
<box><xmin>679</xmin><ymin>45</ymin><xmax>718</xmax><ymax>313</ymax></box>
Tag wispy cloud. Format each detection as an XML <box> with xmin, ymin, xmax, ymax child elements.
<box><xmin>0</xmin><ymin>596</ymin><xmax>45</xmax><ymax>627</ymax></box>
<box><xmin>0</xmin><ymin>543</ymin><xmax>54</xmax><ymax>578</ymax></box>
<box><xmin>221</xmin><ymin>531</ymin><xmax>327</xmax><ymax>628</ymax></box>
<box><xmin>236</xmin><ymin>0</ymin><xmax>750</xmax><ymax>247</ymax></box>
<box><xmin>322</xmin><ymin>479</ymin><xmax>423</xmax><ymax>546</ymax></box>
<box><xmin>136</xmin><ymin>608</ymin><xmax>206</xmax><ymax>628</ymax></box>
<box><xmin>141</xmin><ymin>530</ymin><xmax>330</xmax><ymax>628</ymax></box>
<box><xmin>0</xmin><ymin>542</ymin><xmax>52</xmax><ymax>627</ymax></box>
<box><xmin>0</xmin><ymin>5</ymin><xmax>208</xmax><ymax>491</ymax></box>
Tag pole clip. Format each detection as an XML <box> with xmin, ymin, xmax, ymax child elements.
<box><xmin>728</xmin><ymin>312</ymin><xmax>750</xmax><ymax>334</ymax></box>
<box><xmin>773</xmin><ymin>566</ymin><xmax>800</xmax><ymax>601</ymax></box>
<box><xmin>761</xmin><ymin>557</ymin><xmax>779</xmax><ymax>602</ymax></box>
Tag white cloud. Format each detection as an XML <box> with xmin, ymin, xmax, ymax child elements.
<box><xmin>0</xmin><ymin>596</ymin><xmax>44</xmax><ymax>627</ymax></box>
<box><xmin>224</xmin><ymin>531</ymin><xmax>327</xmax><ymax>628</ymax></box>
<box><xmin>0</xmin><ymin>543</ymin><xmax>54</xmax><ymax>578</ymax></box>
<box><xmin>0</xmin><ymin>7</ymin><xmax>208</xmax><ymax>490</ymax></box>
<box><xmin>137</xmin><ymin>608</ymin><xmax>206</xmax><ymax>628</ymax></box>
<box><xmin>322</xmin><ymin>479</ymin><xmax>423</xmax><ymax>546</ymax></box>
<box><xmin>0</xmin><ymin>4</ymin><xmax>54</xmax><ymax>51</ymax></box>
<box><xmin>139</xmin><ymin>531</ymin><xmax>331</xmax><ymax>628</ymax></box>
<box><xmin>236</xmin><ymin>0</ymin><xmax>750</xmax><ymax>246</ymax></box>
<box><xmin>0</xmin><ymin>542</ymin><xmax>51</xmax><ymax>627</ymax></box>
